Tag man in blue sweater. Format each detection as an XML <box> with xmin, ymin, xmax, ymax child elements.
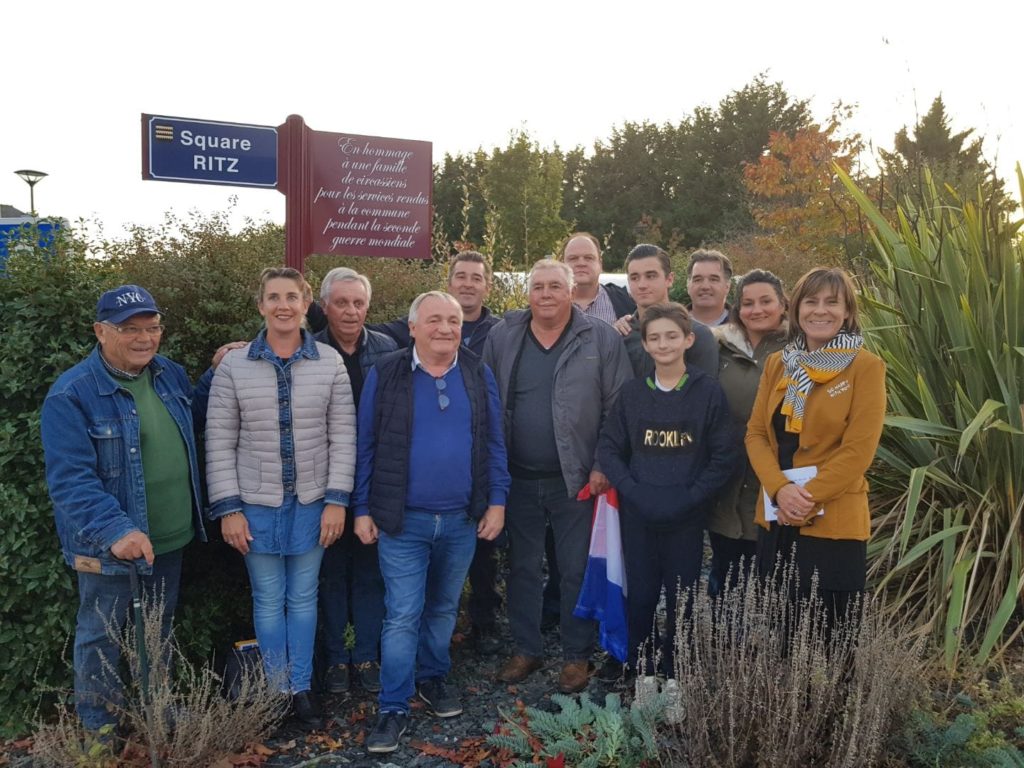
<box><xmin>352</xmin><ymin>291</ymin><xmax>510</xmax><ymax>754</ymax></box>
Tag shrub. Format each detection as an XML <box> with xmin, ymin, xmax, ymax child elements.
<box><xmin>0</xmin><ymin>227</ymin><xmax>121</xmax><ymax>736</ymax></box>
<box><xmin>31</xmin><ymin>590</ymin><xmax>285</xmax><ymax>767</ymax></box>
<box><xmin>902</xmin><ymin>709</ymin><xmax>1024</xmax><ymax>768</ymax></box>
<box><xmin>104</xmin><ymin>209</ymin><xmax>284</xmax><ymax>380</ymax></box>
<box><xmin>488</xmin><ymin>692</ymin><xmax>665</xmax><ymax>768</ymax></box>
<box><xmin>841</xmin><ymin>166</ymin><xmax>1024</xmax><ymax>670</ymax></box>
<box><xmin>662</xmin><ymin>561</ymin><xmax>925</xmax><ymax>768</ymax></box>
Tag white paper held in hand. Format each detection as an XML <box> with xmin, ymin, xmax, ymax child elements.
<box><xmin>763</xmin><ymin>466</ymin><xmax>821</xmax><ymax>522</ymax></box>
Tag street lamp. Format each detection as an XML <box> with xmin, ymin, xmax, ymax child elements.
<box><xmin>14</xmin><ymin>169</ymin><xmax>48</xmax><ymax>216</ymax></box>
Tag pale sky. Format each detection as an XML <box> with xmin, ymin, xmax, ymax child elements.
<box><xmin>3</xmin><ymin>0</ymin><xmax>1021</xmax><ymax>238</ymax></box>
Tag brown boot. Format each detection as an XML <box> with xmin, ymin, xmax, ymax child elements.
<box><xmin>497</xmin><ymin>654</ymin><xmax>543</xmax><ymax>683</ymax></box>
<box><xmin>558</xmin><ymin>660</ymin><xmax>594</xmax><ymax>693</ymax></box>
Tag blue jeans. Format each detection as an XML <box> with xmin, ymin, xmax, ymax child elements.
<box><xmin>319</xmin><ymin>527</ymin><xmax>385</xmax><ymax>665</ymax></box>
<box><xmin>377</xmin><ymin>510</ymin><xmax>478</xmax><ymax>713</ymax></box>
<box><xmin>245</xmin><ymin>545</ymin><xmax>324</xmax><ymax>693</ymax></box>
<box><xmin>74</xmin><ymin>548</ymin><xmax>183</xmax><ymax>731</ymax></box>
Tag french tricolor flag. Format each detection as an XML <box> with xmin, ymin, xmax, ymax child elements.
<box><xmin>573</xmin><ymin>488</ymin><xmax>629</xmax><ymax>662</ymax></box>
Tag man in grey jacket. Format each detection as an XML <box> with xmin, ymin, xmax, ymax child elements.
<box><xmin>483</xmin><ymin>259</ymin><xmax>632</xmax><ymax>694</ymax></box>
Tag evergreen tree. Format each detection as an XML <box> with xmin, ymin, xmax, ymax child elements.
<box><xmin>878</xmin><ymin>96</ymin><xmax>1010</xmax><ymax>212</ymax></box>
<box><xmin>483</xmin><ymin>131</ymin><xmax>569</xmax><ymax>265</ymax></box>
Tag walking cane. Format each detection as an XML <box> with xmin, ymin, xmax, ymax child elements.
<box><xmin>127</xmin><ymin>561</ymin><xmax>162</xmax><ymax>768</ymax></box>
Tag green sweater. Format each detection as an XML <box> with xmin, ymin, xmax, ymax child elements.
<box><xmin>120</xmin><ymin>369</ymin><xmax>194</xmax><ymax>555</ymax></box>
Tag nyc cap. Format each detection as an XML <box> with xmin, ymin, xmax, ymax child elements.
<box><xmin>96</xmin><ymin>285</ymin><xmax>163</xmax><ymax>324</ymax></box>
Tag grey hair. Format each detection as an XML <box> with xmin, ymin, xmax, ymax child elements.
<box><xmin>528</xmin><ymin>258</ymin><xmax>575</xmax><ymax>290</ymax></box>
<box><xmin>319</xmin><ymin>267</ymin><xmax>373</xmax><ymax>303</ymax></box>
<box><xmin>408</xmin><ymin>290</ymin><xmax>463</xmax><ymax>324</ymax></box>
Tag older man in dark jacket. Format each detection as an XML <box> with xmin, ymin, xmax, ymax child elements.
<box><xmin>484</xmin><ymin>259</ymin><xmax>632</xmax><ymax>694</ymax></box>
<box><xmin>314</xmin><ymin>267</ymin><xmax>396</xmax><ymax>695</ymax></box>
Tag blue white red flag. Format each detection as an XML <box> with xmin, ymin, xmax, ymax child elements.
<box><xmin>573</xmin><ymin>488</ymin><xmax>629</xmax><ymax>662</ymax></box>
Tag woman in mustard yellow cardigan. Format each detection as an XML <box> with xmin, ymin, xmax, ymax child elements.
<box><xmin>745</xmin><ymin>267</ymin><xmax>886</xmax><ymax>616</ymax></box>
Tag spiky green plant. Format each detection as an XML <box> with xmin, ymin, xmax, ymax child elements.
<box><xmin>839</xmin><ymin>164</ymin><xmax>1024</xmax><ymax>671</ymax></box>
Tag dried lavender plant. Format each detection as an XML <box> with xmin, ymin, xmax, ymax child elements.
<box><xmin>32</xmin><ymin>589</ymin><xmax>286</xmax><ymax>767</ymax></box>
<box><xmin>657</xmin><ymin>556</ymin><xmax>924</xmax><ymax>768</ymax></box>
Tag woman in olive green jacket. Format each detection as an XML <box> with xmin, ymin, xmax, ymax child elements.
<box><xmin>707</xmin><ymin>270</ymin><xmax>788</xmax><ymax>596</ymax></box>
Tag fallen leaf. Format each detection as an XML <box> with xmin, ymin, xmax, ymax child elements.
<box><xmin>546</xmin><ymin>753</ymin><xmax>565</xmax><ymax>768</ymax></box>
<box><xmin>248</xmin><ymin>742</ymin><xmax>275</xmax><ymax>756</ymax></box>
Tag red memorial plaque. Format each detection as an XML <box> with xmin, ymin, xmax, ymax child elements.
<box><xmin>307</xmin><ymin>131</ymin><xmax>432</xmax><ymax>260</ymax></box>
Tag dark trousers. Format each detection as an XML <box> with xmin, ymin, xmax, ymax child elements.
<box><xmin>756</xmin><ymin>524</ymin><xmax>865</xmax><ymax>639</ymax></box>
<box><xmin>467</xmin><ymin>537</ymin><xmax>502</xmax><ymax>629</ymax></box>
<box><xmin>621</xmin><ymin>521</ymin><xmax>703</xmax><ymax>675</ymax></box>
<box><xmin>506</xmin><ymin>476</ymin><xmax>595</xmax><ymax>660</ymax></box>
<box><xmin>319</xmin><ymin>526</ymin><xmax>385</xmax><ymax>666</ymax></box>
<box><xmin>707</xmin><ymin>532</ymin><xmax>757</xmax><ymax>597</ymax></box>
<box><xmin>542</xmin><ymin>525</ymin><xmax>561</xmax><ymax>619</ymax></box>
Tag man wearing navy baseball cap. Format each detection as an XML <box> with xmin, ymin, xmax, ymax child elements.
<box><xmin>40</xmin><ymin>284</ymin><xmax>207</xmax><ymax>736</ymax></box>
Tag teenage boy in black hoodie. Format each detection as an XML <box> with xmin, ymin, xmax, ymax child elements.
<box><xmin>597</xmin><ymin>302</ymin><xmax>736</xmax><ymax>677</ymax></box>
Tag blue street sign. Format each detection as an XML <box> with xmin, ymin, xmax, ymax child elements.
<box><xmin>143</xmin><ymin>114</ymin><xmax>278</xmax><ymax>188</ymax></box>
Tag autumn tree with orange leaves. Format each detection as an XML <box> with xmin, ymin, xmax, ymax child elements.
<box><xmin>743</xmin><ymin>106</ymin><xmax>874</xmax><ymax>272</ymax></box>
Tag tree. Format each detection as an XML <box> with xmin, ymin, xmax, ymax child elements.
<box><xmin>432</xmin><ymin>150</ymin><xmax>488</xmax><ymax>252</ymax></box>
<box><xmin>672</xmin><ymin>74</ymin><xmax>813</xmax><ymax>245</ymax></box>
<box><xmin>744</xmin><ymin>105</ymin><xmax>871</xmax><ymax>269</ymax></box>
<box><xmin>560</xmin><ymin>144</ymin><xmax>588</xmax><ymax>230</ymax></box>
<box><xmin>575</xmin><ymin>121</ymin><xmax>678</xmax><ymax>265</ymax></box>
<box><xmin>483</xmin><ymin>131</ymin><xmax>569</xmax><ymax>265</ymax></box>
<box><xmin>878</xmin><ymin>96</ymin><xmax>1011</xmax><ymax>213</ymax></box>
<box><xmin>577</xmin><ymin>75</ymin><xmax>815</xmax><ymax>264</ymax></box>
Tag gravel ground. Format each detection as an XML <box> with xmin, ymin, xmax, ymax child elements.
<box><xmin>262</xmin><ymin>617</ymin><xmax>630</xmax><ymax>767</ymax></box>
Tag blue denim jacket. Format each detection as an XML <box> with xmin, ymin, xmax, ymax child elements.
<box><xmin>41</xmin><ymin>346</ymin><xmax>208</xmax><ymax>575</ymax></box>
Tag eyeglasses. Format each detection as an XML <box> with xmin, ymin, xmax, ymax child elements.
<box><xmin>103</xmin><ymin>323</ymin><xmax>165</xmax><ymax>339</ymax></box>
<box><xmin>435</xmin><ymin>377</ymin><xmax>450</xmax><ymax>411</ymax></box>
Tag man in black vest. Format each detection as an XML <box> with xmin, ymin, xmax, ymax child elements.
<box><xmin>352</xmin><ymin>291</ymin><xmax>510</xmax><ymax>754</ymax></box>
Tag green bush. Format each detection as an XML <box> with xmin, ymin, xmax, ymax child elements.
<box><xmin>0</xmin><ymin>229</ymin><xmax>120</xmax><ymax>736</ymax></box>
<box><xmin>104</xmin><ymin>209</ymin><xmax>285</xmax><ymax>380</ymax></box>
<box><xmin>0</xmin><ymin>211</ymin><xmax>453</xmax><ymax>735</ymax></box>
<box><xmin>902</xmin><ymin>708</ymin><xmax>1024</xmax><ymax>767</ymax></box>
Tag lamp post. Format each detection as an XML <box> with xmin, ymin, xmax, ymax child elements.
<box><xmin>14</xmin><ymin>169</ymin><xmax>48</xmax><ymax>216</ymax></box>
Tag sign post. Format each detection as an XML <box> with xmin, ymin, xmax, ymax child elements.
<box><xmin>142</xmin><ymin>113</ymin><xmax>431</xmax><ymax>270</ymax></box>
<box><xmin>142</xmin><ymin>114</ymin><xmax>278</xmax><ymax>188</ymax></box>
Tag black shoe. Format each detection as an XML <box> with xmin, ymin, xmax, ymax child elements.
<box><xmin>596</xmin><ymin>657</ymin><xmax>624</xmax><ymax>683</ymax></box>
<box><xmin>541</xmin><ymin>612</ymin><xmax>560</xmax><ymax>632</ymax></box>
<box><xmin>291</xmin><ymin>690</ymin><xmax>324</xmax><ymax>731</ymax></box>
<box><xmin>323</xmin><ymin>663</ymin><xmax>350</xmax><ymax>694</ymax></box>
<box><xmin>354</xmin><ymin>660</ymin><xmax>381</xmax><ymax>693</ymax></box>
<box><xmin>366</xmin><ymin>710</ymin><xmax>409</xmax><ymax>753</ymax></box>
<box><xmin>471</xmin><ymin>624</ymin><xmax>502</xmax><ymax>656</ymax></box>
<box><xmin>417</xmin><ymin>678</ymin><xmax>462</xmax><ymax>718</ymax></box>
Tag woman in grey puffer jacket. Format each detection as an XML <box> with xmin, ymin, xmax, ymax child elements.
<box><xmin>206</xmin><ymin>267</ymin><xmax>356</xmax><ymax>730</ymax></box>
<box><xmin>708</xmin><ymin>269</ymin><xmax>788</xmax><ymax>596</ymax></box>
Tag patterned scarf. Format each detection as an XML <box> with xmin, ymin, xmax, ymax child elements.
<box><xmin>779</xmin><ymin>329</ymin><xmax>863</xmax><ymax>433</ymax></box>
